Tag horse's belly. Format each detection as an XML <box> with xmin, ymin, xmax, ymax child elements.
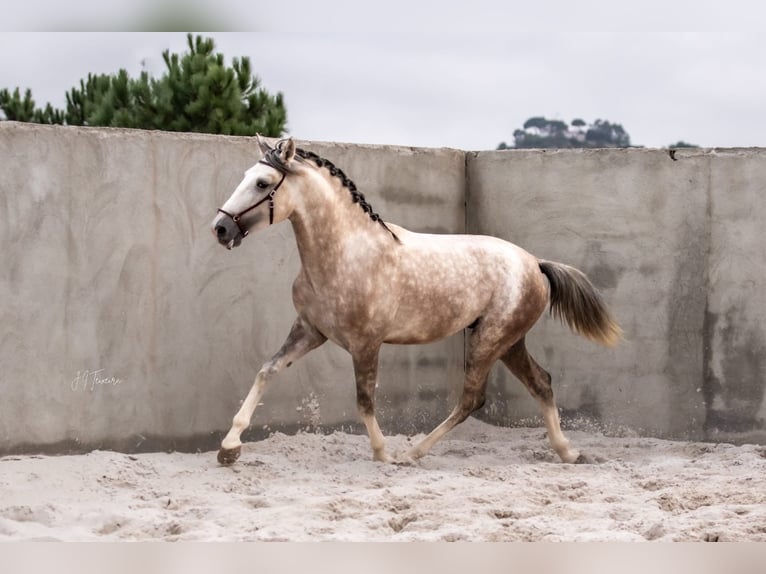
<box><xmin>383</xmin><ymin>326</ymin><xmax>464</xmax><ymax>345</ymax></box>
<box><xmin>384</xmin><ymin>297</ymin><xmax>482</xmax><ymax>345</ymax></box>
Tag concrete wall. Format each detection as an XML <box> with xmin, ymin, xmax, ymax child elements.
<box><xmin>704</xmin><ymin>150</ymin><xmax>766</xmax><ymax>443</ymax></box>
<box><xmin>1</xmin><ymin>122</ymin><xmax>765</xmax><ymax>454</ymax></box>
<box><xmin>0</xmin><ymin>123</ymin><xmax>465</xmax><ymax>455</ymax></box>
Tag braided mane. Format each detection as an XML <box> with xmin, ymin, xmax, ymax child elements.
<box><xmin>260</xmin><ymin>140</ymin><xmax>399</xmax><ymax>242</ymax></box>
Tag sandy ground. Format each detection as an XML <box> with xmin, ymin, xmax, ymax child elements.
<box><xmin>2</xmin><ymin>418</ymin><xmax>766</xmax><ymax>542</ymax></box>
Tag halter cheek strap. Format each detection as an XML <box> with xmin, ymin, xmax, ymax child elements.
<box><xmin>216</xmin><ymin>163</ymin><xmax>286</xmax><ymax>237</ymax></box>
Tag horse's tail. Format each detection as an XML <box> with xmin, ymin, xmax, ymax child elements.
<box><xmin>538</xmin><ymin>260</ymin><xmax>623</xmax><ymax>347</ymax></box>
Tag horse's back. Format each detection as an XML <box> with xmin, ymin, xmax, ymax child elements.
<box><xmin>381</xmin><ymin>225</ymin><xmax>548</xmax><ymax>344</ymax></box>
<box><xmin>390</xmin><ymin>224</ymin><xmax>541</xmax><ymax>277</ymax></box>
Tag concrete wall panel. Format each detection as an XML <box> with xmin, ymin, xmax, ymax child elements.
<box><xmin>467</xmin><ymin>148</ymin><xmax>710</xmax><ymax>439</ymax></box>
<box><xmin>0</xmin><ymin>123</ymin><xmax>465</xmax><ymax>454</ymax></box>
<box><xmin>705</xmin><ymin>149</ymin><xmax>766</xmax><ymax>444</ymax></box>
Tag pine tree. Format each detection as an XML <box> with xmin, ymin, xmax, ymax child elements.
<box><xmin>0</xmin><ymin>34</ymin><xmax>286</xmax><ymax>137</ymax></box>
<box><xmin>0</xmin><ymin>87</ymin><xmax>62</xmax><ymax>124</ymax></box>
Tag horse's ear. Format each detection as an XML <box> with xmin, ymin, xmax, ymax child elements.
<box><xmin>279</xmin><ymin>138</ymin><xmax>296</xmax><ymax>163</ymax></box>
<box><xmin>256</xmin><ymin>134</ymin><xmax>271</xmax><ymax>156</ymax></box>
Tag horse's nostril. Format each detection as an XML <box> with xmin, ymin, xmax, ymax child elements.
<box><xmin>215</xmin><ymin>225</ymin><xmax>227</xmax><ymax>238</ymax></box>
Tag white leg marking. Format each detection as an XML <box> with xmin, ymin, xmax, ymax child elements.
<box><xmin>361</xmin><ymin>413</ymin><xmax>393</xmax><ymax>463</ymax></box>
<box><xmin>541</xmin><ymin>404</ymin><xmax>580</xmax><ymax>463</ymax></box>
<box><xmin>406</xmin><ymin>410</ymin><xmax>460</xmax><ymax>461</ymax></box>
<box><xmin>221</xmin><ymin>372</ymin><xmax>270</xmax><ymax>450</ymax></box>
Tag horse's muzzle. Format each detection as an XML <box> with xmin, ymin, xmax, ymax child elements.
<box><xmin>212</xmin><ymin>214</ymin><xmax>243</xmax><ymax>250</ymax></box>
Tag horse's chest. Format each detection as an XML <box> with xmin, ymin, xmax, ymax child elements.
<box><xmin>292</xmin><ymin>275</ymin><xmax>390</xmax><ymax>345</ymax></box>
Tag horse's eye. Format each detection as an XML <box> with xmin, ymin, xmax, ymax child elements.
<box><xmin>256</xmin><ymin>180</ymin><xmax>269</xmax><ymax>189</ymax></box>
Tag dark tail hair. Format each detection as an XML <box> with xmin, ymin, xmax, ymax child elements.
<box><xmin>539</xmin><ymin>260</ymin><xmax>623</xmax><ymax>347</ymax></box>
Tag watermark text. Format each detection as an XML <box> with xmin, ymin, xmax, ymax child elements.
<box><xmin>71</xmin><ymin>369</ymin><xmax>124</xmax><ymax>392</ymax></box>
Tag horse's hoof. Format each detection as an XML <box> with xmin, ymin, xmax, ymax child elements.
<box><xmin>394</xmin><ymin>451</ymin><xmax>420</xmax><ymax>467</ymax></box>
<box><xmin>218</xmin><ymin>445</ymin><xmax>241</xmax><ymax>465</ymax></box>
<box><xmin>574</xmin><ymin>453</ymin><xmax>593</xmax><ymax>464</ymax></box>
<box><xmin>373</xmin><ymin>452</ymin><xmax>395</xmax><ymax>464</ymax></box>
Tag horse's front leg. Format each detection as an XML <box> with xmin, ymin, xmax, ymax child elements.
<box><xmin>352</xmin><ymin>346</ymin><xmax>394</xmax><ymax>463</ymax></box>
<box><xmin>218</xmin><ymin>316</ymin><xmax>326</xmax><ymax>465</ymax></box>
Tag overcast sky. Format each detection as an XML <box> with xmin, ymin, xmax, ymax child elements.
<box><xmin>1</xmin><ymin>26</ymin><xmax>765</xmax><ymax>150</ymax></box>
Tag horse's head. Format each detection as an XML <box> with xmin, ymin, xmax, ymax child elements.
<box><xmin>212</xmin><ymin>136</ymin><xmax>298</xmax><ymax>249</ymax></box>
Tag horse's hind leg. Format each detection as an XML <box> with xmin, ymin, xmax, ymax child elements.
<box><xmin>218</xmin><ymin>316</ymin><xmax>326</xmax><ymax>465</ymax></box>
<box><xmin>404</xmin><ymin>328</ymin><xmax>498</xmax><ymax>462</ymax></box>
<box><xmin>500</xmin><ymin>339</ymin><xmax>581</xmax><ymax>463</ymax></box>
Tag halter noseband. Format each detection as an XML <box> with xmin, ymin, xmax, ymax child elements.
<box><xmin>216</xmin><ymin>161</ymin><xmax>287</xmax><ymax>237</ymax></box>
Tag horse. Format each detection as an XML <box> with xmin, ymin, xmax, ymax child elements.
<box><xmin>210</xmin><ymin>136</ymin><xmax>621</xmax><ymax>466</ymax></box>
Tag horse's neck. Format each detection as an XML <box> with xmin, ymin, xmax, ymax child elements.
<box><xmin>288</xmin><ymin>177</ymin><xmax>390</xmax><ymax>284</ymax></box>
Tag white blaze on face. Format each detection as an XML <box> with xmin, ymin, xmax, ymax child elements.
<box><xmin>219</xmin><ymin>164</ymin><xmax>264</xmax><ymax>216</ymax></box>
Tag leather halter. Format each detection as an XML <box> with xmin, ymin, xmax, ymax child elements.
<box><xmin>216</xmin><ymin>161</ymin><xmax>287</xmax><ymax>237</ymax></box>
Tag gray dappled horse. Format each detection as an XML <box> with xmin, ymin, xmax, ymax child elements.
<box><xmin>211</xmin><ymin>137</ymin><xmax>621</xmax><ymax>466</ymax></box>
